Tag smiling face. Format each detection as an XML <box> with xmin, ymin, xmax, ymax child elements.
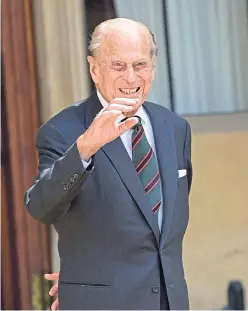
<box><xmin>87</xmin><ymin>24</ymin><xmax>156</xmax><ymax>108</ymax></box>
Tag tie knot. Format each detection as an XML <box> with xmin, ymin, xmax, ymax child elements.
<box><xmin>121</xmin><ymin>116</ymin><xmax>142</xmax><ymax>130</ymax></box>
<box><xmin>132</xmin><ymin>116</ymin><xmax>142</xmax><ymax>130</ymax></box>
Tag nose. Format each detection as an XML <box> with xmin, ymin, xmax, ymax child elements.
<box><xmin>125</xmin><ymin>65</ymin><xmax>137</xmax><ymax>84</ymax></box>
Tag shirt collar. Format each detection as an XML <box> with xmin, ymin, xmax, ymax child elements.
<box><xmin>96</xmin><ymin>89</ymin><xmax>148</xmax><ymax>125</ymax></box>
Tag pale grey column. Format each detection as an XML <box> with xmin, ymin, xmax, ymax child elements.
<box><xmin>167</xmin><ymin>0</ymin><xmax>248</xmax><ymax>115</ymax></box>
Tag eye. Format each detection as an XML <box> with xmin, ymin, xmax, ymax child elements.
<box><xmin>134</xmin><ymin>62</ymin><xmax>147</xmax><ymax>70</ymax></box>
<box><xmin>112</xmin><ymin>62</ymin><xmax>125</xmax><ymax>71</ymax></box>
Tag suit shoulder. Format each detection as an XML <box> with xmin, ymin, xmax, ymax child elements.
<box><xmin>145</xmin><ymin>101</ymin><xmax>188</xmax><ymax>129</ymax></box>
<box><xmin>48</xmin><ymin>99</ymin><xmax>87</xmax><ymax>127</ymax></box>
<box><xmin>38</xmin><ymin>98</ymin><xmax>89</xmax><ymax>142</ymax></box>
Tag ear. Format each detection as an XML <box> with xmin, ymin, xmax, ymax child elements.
<box><xmin>87</xmin><ymin>56</ymin><xmax>100</xmax><ymax>84</ymax></box>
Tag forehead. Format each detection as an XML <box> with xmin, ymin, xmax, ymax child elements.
<box><xmin>98</xmin><ymin>28</ymin><xmax>151</xmax><ymax>63</ymax></box>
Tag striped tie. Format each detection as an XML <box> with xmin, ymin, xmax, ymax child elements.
<box><xmin>132</xmin><ymin>117</ymin><xmax>161</xmax><ymax>214</ymax></box>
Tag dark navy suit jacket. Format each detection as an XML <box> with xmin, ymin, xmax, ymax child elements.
<box><xmin>25</xmin><ymin>91</ymin><xmax>192</xmax><ymax>310</ymax></box>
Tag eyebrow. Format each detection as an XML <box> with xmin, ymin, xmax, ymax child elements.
<box><xmin>111</xmin><ymin>60</ymin><xmax>125</xmax><ymax>64</ymax></box>
<box><xmin>133</xmin><ymin>60</ymin><xmax>148</xmax><ymax>64</ymax></box>
<box><xmin>111</xmin><ymin>59</ymin><xmax>148</xmax><ymax>64</ymax></box>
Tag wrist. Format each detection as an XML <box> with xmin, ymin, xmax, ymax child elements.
<box><xmin>76</xmin><ymin>133</ymin><xmax>100</xmax><ymax>161</ymax></box>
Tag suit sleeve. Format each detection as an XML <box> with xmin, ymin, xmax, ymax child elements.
<box><xmin>24</xmin><ymin>122</ymin><xmax>94</xmax><ymax>225</ymax></box>
<box><xmin>183</xmin><ymin>120</ymin><xmax>193</xmax><ymax>193</ymax></box>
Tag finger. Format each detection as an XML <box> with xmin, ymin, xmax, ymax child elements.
<box><xmin>44</xmin><ymin>272</ymin><xmax>59</xmax><ymax>281</ymax></box>
<box><xmin>118</xmin><ymin>117</ymin><xmax>138</xmax><ymax>134</ymax></box>
<box><xmin>51</xmin><ymin>298</ymin><xmax>59</xmax><ymax>311</ymax></box>
<box><xmin>49</xmin><ymin>283</ymin><xmax>58</xmax><ymax>296</ymax></box>
<box><xmin>100</xmin><ymin>109</ymin><xmax>122</xmax><ymax>118</ymax></box>
<box><xmin>104</xmin><ymin>104</ymin><xmax>134</xmax><ymax>113</ymax></box>
<box><xmin>110</xmin><ymin>98</ymin><xmax>138</xmax><ymax>106</ymax></box>
<box><xmin>110</xmin><ymin>99</ymin><xmax>140</xmax><ymax>112</ymax></box>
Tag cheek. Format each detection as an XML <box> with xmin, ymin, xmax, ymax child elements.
<box><xmin>101</xmin><ymin>72</ymin><xmax>118</xmax><ymax>89</ymax></box>
<box><xmin>142</xmin><ymin>73</ymin><xmax>154</xmax><ymax>89</ymax></box>
<box><xmin>139</xmin><ymin>73</ymin><xmax>153</xmax><ymax>98</ymax></box>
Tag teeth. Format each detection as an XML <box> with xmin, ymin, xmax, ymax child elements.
<box><xmin>119</xmin><ymin>87</ymin><xmax>139</xmax><ymax>95</ymax></box>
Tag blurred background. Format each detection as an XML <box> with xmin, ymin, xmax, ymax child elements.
<box><xmin>1</xmin><ymin>0</ymin><xmax>248</xmax><ymax>309</ymax></box>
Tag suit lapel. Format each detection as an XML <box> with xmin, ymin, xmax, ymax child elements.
<box><xmin>101</xmin><ymin>140</ymin><xmax>160</xmax><ymax>245</ymax></box>
<box><xmin>144</xmin><ymin>103</ymin><xmax>178</xmax><ymax>249</ymax></box>
<box><xmin>83</xmin><ymin>92</ymin><xmax>160</xmax><ymax>246</ymax></box>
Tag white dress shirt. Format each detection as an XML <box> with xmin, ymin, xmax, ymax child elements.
<box><xmin>83</xmin><ymin>90</ymin><xmax>163</xmax><ymax>231</ymax></box>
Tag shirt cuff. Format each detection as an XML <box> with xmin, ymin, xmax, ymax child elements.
<box><xmin>81</xmin><ymin>157</ymin><xmax>94</xmax><ymax>171</ymax></box>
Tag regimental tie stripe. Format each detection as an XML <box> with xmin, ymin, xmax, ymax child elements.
<box><xmin>132</xmin><ymin>126</ymin><xmax>145</xmax><ymax>150</ymax></box>
<box><xmin>136</xmin><ymin>148</ymin><xmax>153</xmax><ymax>174</ymax></box>
<box><xmin>132</xmin><ymin>117</ymin><xmax>162</xmax><ymax>215</ymax></box>
<box><xmin>144</xmin><ymin>170</ymin><xmax>160</xmax><ymax>194</ymax></box>
<box><xmin>152</xmin><ymin>200</ymin><xmax>161</xmax><ymax>213</ymax></box>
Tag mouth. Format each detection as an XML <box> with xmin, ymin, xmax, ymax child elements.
<box><xmin>119</xmin><ymin>87</ymin><xmax>140</xmax><ymax>95</ymax></box>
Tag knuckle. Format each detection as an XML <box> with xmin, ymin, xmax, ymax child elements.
<box><xmin>101</xmin><ymin>111</ymin><xmax>109</xmax><ymax>117</ymax></box>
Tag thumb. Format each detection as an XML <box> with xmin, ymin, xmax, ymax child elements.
<box><xmin>118</xmin><ymin>117</ymin><xmax>138</xmax><ymax>135</ymax></box>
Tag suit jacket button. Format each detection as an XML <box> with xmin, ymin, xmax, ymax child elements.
<box><xmin>73</xmin><ymin>173</ymin><xmax>79</xmax><ymax>180</ymax></box>
<box><xmin>152</xmin><ymin>285</ymin><xmax>159</xmax><ymax>293</ymax></box>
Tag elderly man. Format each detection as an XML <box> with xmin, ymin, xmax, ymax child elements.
<box><xmin>25</xmin><ymin>18</ymin><xmax>192</xmax><ymax>310</ymax></box>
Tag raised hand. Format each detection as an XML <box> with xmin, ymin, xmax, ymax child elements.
<box><xmin>76</xmin><ymin>98</ymin><xmax>139</xmax><ymax>161</ymax></box>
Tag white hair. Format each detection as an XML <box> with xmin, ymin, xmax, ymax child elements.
<box><xmin>88</xmin><ymin>18</ymin><xmax>158</xmax><ymax>58</ymax></box>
